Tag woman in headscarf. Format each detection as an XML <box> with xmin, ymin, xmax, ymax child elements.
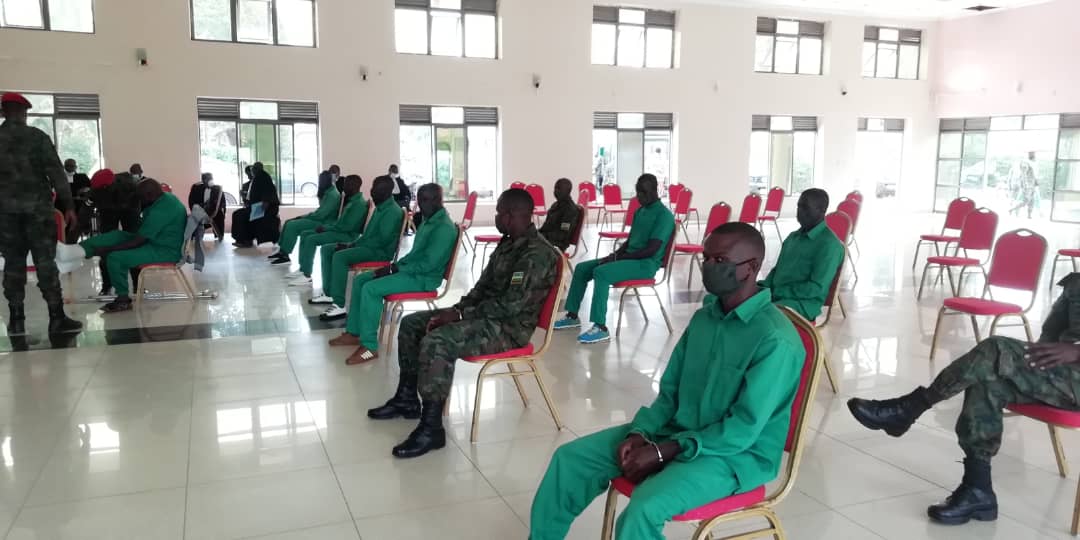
<box><xmin>231</xmin><ymin>162</ymin><xmax>281</xmax><ymax>248</ymax></box>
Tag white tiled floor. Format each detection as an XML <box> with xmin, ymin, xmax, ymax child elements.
<box><xmin>1</xmin><ymin>203</ymin><xmax>1080</xmax><ymax>539</ymax></box>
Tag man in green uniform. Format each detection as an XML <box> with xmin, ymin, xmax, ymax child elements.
<box><xmin>270</xmin><ymin>165</ymin><xmax>341</xmax><ymax>265</ymax></box>
<box><xmin>759</xmin><ymin>188</ymin><xmax>844</xmax><ymax>321</ymax></box>
<box><xmin>328</xmin><ymin>183</ymin><xmax>458</xmax><ymax>365</ymax></box>
<box><xmin>286</xmin><ymin>175</ymin><xmax>367</xmax><ymax>286</ymax></box>
<box><xmin>367</xmin><ymin>188</ymin><xmax>558</xmax><ymax>459</ymax></box>
<box><xmin>311</xmin><ymin>176</ymin><xmax>404</xmax><ymax>320</ymax></box>
<box><xmin>554</xmin><ymin>173</ymin><xmax>675</xmax><ymax>344</ymax></box>
<box><xmin>530</xmin><ymin>222</ymin><xmax>803</xmax><ymax>540</ymax></box>
<box><xmin>538</xmin><ymin>178</ymin><xmax>581</xmax><ymax>252</ymax></box>
<box><xmin>0</xmin><ymin>92</ymin><xmax>83</xmax><ymax>335</ymax></box>
<box><xmin>848</xmin><ymin>273</ymin><xmax>1080</xmax><ymax>527</ymax></box>
<box><xmin>79</xmin><ymin>179</ymin><xmax>188</xmax><ymax>313</ymax></box>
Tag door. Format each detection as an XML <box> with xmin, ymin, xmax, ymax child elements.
<box><xmin>239</xmin><ymin>122</ymin><xmax>279</xmax><ymax>201</ymax></box>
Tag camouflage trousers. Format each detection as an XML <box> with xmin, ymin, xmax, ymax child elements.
<box><xmin>0</xmin><ymin>211</ymin><xmax>63</xmax><ymax>308</ymax></box>
<box><xmin>927</xmin><ymin>336</ymin><xmax>1080</xmax><ymax>460</ymax></box>
<box><xmin>397</xmin><ymin>309</ymin><xmax>524</xmax><ymax>401</ymax></box>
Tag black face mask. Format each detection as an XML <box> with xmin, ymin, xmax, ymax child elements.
<box><xmin>701</xmin><ymin>258</ymin><xmax>753</xmax><ymax>299</ymax></box>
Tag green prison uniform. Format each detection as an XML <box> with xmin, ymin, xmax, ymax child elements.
<box><xmin>345</xmin><ymin>208</ymin><xmax>458</xmax><ymax>349</ymax></box>
<box><xmin>277</xmin><ymin>188</ymin><xmax>341</xmax><ymax>254</ymax></box>
<box><xmin>296</xmin><ymin>193</ymin><xmax>368</xmax><ymax>276</ymax></box>
<box><xmin>79</xmin><ymin>192</ymin><xmax>187</xmax><ymax>297</ymax></box>
<box><xmin>320</xmin><ymin>198</ymin><xmax>403</xmax><ymax>306</ymax></box>
<box><xmin>564</xmin><ymin>199</ymin><xmax>675</xmax><ymax>327</ymax></box>
<box><xmin>758</xmin><ymin>220</ymin><xmax>844</xmax><ymax>321</ymax></box>
<box><xmin>531</xmin><ymin>289</ymin><xmax>803</xmax><ymax>540</ymax></box>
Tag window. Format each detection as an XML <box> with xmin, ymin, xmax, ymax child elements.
<box><xmin>197</xmin><ymin>98</ymin><xmax>320</xmax><ymax>206</ymax></box>
<box><xmin>856</xmin><ymin>118</ymin><xmax>905</xmax><ymax>200</ymax></box>
<box><xmin>748</xmin><ymin>115</ymin><xmax>817</xmax><ymax>194</ymax></box>
<box><xmin>394</xmin><ymin>0</ymin><xmax>497</xmax><ymax>59</ymax></box>
<box><xmin>399</xmin><ymin>104</ymin><xmax>499</xmax><ymax>201</ymax></box>
<box><xmin>755</xmin><ymin>17</ymin><xmax>823</xmax><ymax>75</ymax></box>
<box><xmin>1056</xmin><ymin>115</ymin><xmax>1080</xmax><ymax>223</ymax></box>
<box><xmin>0</xmin><ymin>0</ymin><xmax>93</xmax><ymax>32</ymax></box>
<box><xmin>592</xmin><ymin>6</ymin><xmax>675</xmax><ymax>69</ymax></box>
<box><xmin>592</xmin><ymin>112</ymin><xmax>674</xmax><ymax>193</ymax></box>
<box><xmin>0</xmin><ymin>91</ymin><xmax>103</xmax><ymax>174</ymax></box>
<box><xmin>191</xmin><ymin>0</ymin><xmax>315</xmax><ymax>47</ymax></box>
<box><xmin>863</xmin><ymin>26</ymin><xmax>921</xmax><ymax>80</ymax></box>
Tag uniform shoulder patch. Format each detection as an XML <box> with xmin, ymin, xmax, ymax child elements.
<box><xmin>560</xmin><ymin>222</ymin><xmax>571</xmax><ymax>231</ymax></box>
<box><xmin>510</xmin><ymin>271</ymin><xmax>525</xmax><ymax>285</ymax></box>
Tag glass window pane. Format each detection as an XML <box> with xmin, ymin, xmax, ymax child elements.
<box><xmin>939</xmin><ymin>132</ymin><xmax>962</xmax><ymax>158</ymax></box>
<box><xmin>643</xmin><ymin>130</ymin><xmax>671</xmax><ymax>188</ymax></box>
<box><xmin>200</xmin><ymin>120</ymin><xmax>240</xmax><ymax>203</ymax></box>
<box><xmin>770</xmin><ymin>132</ymin><xmax>792</xmax><ymax>191</ymax></box>
<box><xmin>867</xmin><ymin>118</ymin><xmax>885</xmax><ymax>131</ymax></box>
<box><xmin>430</xmin><ymin>10</ymin><xmax>462</xmax><ymax>57</ymax></box>
<box><xmin>435</xmin><ymin>127</ymin><xmax>467</xmax><ymax>200</ymax></box>
<box><xmin>963</xmin><ymin>132</ymin><xmax>987</xmax><ymax>159</ymax></box>
<box><xmin>1055</xmin><ymin>161</ymin><xmax>1080</xmax><ymax>191</ymax></box>
<box><xmin>239</xmin><ymin>101</ymin><xmax>278</xmax><ymax>120</ymax></box>
<box><xmin>47</xmin><ymin>0</ymin><xmax>93</xmax><ymax>32</ymax></box>
<box><xmin>616</xmin><ymin>130</ymin><xmax>644</xmax><ymax>192</ymax></box>
<box><xmin>1052</xmin><ymin>191</ymin><xmax>1080</xmax><ymax>223</ymax></box>
<box><xmin>591</xmin><ymin>23</ymin><xmax>615</xmax><ymax>65</ymax></box>
<box><xmin>192</xmin><ymin>0</ymin><xmax>231</xmax><ymax>40</ymax></box>
<box><xmin>774</xmin><ymin>36</ymin><xmax>797</xmax><ymax>74</ymax></box>
<box><xmin>617</xmin><ymin>113</ymin><xmax>643</xmax><ymax>130</ymax></box>
<box><xmin>862</xmin><ymin>42</ymin><xmax>876</xmax><ymax>77</ymax></box>
<box><xmin>1059</xmin><ymin>129</ymin><xmax>1080</xmax><ymax>160</ymax></box>
<box><xmin>748</xmin><ymin>131</ymin><xmax>770</xmax><ymax>194</ymax></box>
<box><xmin>294</xmin><ymin>123</ymin><xmax>319</xmax><ymax>206</ymax></box>
<box><xmin>237</xmin><ymin>0</ymin><xmax>273</xmax><ymax>43</ymax></box>
<box><xmin>618</xmin><ymin>8</ymin><xmax>644</xmax><ymax>24</ymax></box>
<box><xmin>592</xmin><ymin>129</ymin><xmax>617</xmax><ymax>187</ymax></box>
<box><xmin>770</xmin><ymin>116</ymin><xmax>792</xmax><ymax>131</ymax></box>
<box><xmin>898</xmin><ymin>44</ymin><xmax>919</xmax><ymax>79</ymax></box>
<box><xmin>1025</xmin><ymin>114</ymin><xmax>1059</xmax><ymax>130</ymax></box>
<box><xmin>277</xmin><ymin>124</ymin><xmax>295</xmax><ymax>205</ymax></box>
<box><xmin>792</xmin><ymin>131</ymin><xmax>815</xmax><ymax>193</ymax></box>
<box><xmin>276</xmin><ymin>0</ymin><xmax>314</xmax><ymax>46</ymax></box>
<box><xmin>754</xmin><ymin>35</ymin><xmax>774</xmax><ymax>72</ymax></box>
<box><xmin>55</xmin><ymin>119</ymin><xmax>101</xmax><ymax>174</ymax></box>
<box><xmin>431</xmin><ymin>0</ymin><xmax>460</xmax><ymax>8</ymax></box>
<box><xmin>616</xmin><ymin>24</ymin><xmax>645</xmax><ymax>68</ymax></box>
<box><xmin>645</xmin><ymin>27</ymin><xmax>672</xmax><ymax>68</ymax></box>
<box><xmin>1</xmin><ymin>0</ymin><xmax>43</xmax><ymax>27</ymax></box>
<box><xmin>990</xmin><ymin>116</ymin><xmax>1022</xmax><ymax>131</ymax></box>
<box><xmin>28</xmin><ymin>116</ymin><xmax>53</xmax><ymax>139</ymax></box>
<box><xmin>395</xmin><ymin>9</ymin><xmax>428</xmax><ymax>54</ymax></box>
<box><xmin>464</xmin><ymin>13</ymin><xmax>495</xmax><ymax>58</ymax></box>
<box><xmin>798</xmin><ymin>37</ymin><xmax>821</xmax><ymax>75</ymax></box>
<box><xmin>934</xmin><ymin>185</ymin><xmax>959</xmax><ymax>212</ymax></box>
<box><xmin>875</xmin><ymin>43</ymin><xmax>897</xmax><ymax>78</ymax></box>
<box><xmin>399</xmin><ymin>125</ymin><xmax>433</xmax><ymax>190</ymax></box>
<box><xmin>936</xmin><ymin>160</ymin><xmax>961</xmax><ymax>186</ymax></box>
<box><xmin>431</xmin><ymin>106</ymin><xmax>463</xmax><ymax>125</ymax></box>
<box><xmin>467</xmin><ymin>126</ymin><xmax>497</xmax><ymax>201</ymax></box>
<box><xmin>24</xmin><ymin>93</ymin><xmax>53</xmax><ymax>113</ymax></box>
<box><xmin>878</xmin><ymin>28</ymin><xmax>899</xmax><ymax>41</ymax></box>
<box><xmin>776</xmin><ymin>20</ymin><xmax>798</xmax><ymax>35</ymax></box>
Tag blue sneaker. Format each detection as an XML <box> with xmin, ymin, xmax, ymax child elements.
<box><xmin>578</xmin><ymin>325</ymin><xmax>611</xmax><ymax>344</ymax></box>
<box><xmin>553</xmin><ymin>316</ymin><xmax>581</xmax><ymax>330</ymax></box>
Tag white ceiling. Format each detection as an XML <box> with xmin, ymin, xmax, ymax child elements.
<box><xmin>687</xmin><ymin>0</ymin><xmax>1051</xmax><ymax>20</ymax></box>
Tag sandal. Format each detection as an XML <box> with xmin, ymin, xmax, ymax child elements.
<box><xmin>345</xmin><ymin>346</ymin><xmax>379</xmax><ymax>366</ymax></box>
<box><xmin>100</xmin><ymin>299</ymin><xmax>133</xmax><ymax>313</ymax></box>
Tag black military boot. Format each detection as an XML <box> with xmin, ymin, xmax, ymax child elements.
<box><xmin>7</xmin><ymin>304</ymin><xmax>26</xmax><ymax>336</ymax></box>
<box><xmin>391</xmin><ymin>400</ymin><xmax>446</xmax><ymax>459</ymax></box>
<box><xmin>847</xmin><ymin>386</ymin><xmax>933</xmax><ymax>437</ymax></box>
<box><xmin>47</xmin><ymin>304</ymin><xmax>83</xmax><ymax>334</ymax></box>
<box><xmin>367</xmin><ymin>375</ymin><xmax>421</xmax><ymax>420</ymax></box>
<box><xmin>928</xmin><ymin>458</ymin><xmax>997</xmax><ymax>524</ymax></box>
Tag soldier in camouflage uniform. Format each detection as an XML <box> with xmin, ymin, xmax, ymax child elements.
<box><xmin>848</xmin><ymin>272</ymin><xmax>1080</xmax><ymax>527</ymax></box>
<box><xmin>0</xmin><ymin>93</ymin><xmax>83</xmax><ymax>336</ymax></box>
<box><xmin>367</xmin><ymin>188</ymin><xmax>559</xmax><ymax>459</ymax></box>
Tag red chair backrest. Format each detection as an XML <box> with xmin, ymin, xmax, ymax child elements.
<box><xmin>668</xmin><ymin>183</ymin><xmax>684</xmax><ymax>206</ymax></box>
<box><xmin>161</xmin><ymin>183</ymin><xmax>173</xmax><ymax>193</ymax></box>
<box><xmin>943</xmin><ymin>197</ymin><xmax>977</xmax><ymax>231</ymax></box>
<box><xmin>622</xmin><ymin>196</ymin><xmax>641</xmax><ymax>228</ymax></box>
<box><xmin>674</xmin><ymin>188</ymin><xmax>693</xmax><ymax>216</ymax></box>
<box><xmin>704</xmin><ymin>202</ymin><xmax>731</xmax><ymax>234</ymax></box>
<box><xmin>526</xmin><ymin>183</ymin><xmax>546</xmax><ymax>210</ymax></box>
<box><xmin>602</xmin><ymin>184</ymin><xmax>623</xmax><ymax>207</ymax></box>
<box><xmin>824</xmin><ymin>211</ymin><xmax>853</xmax><ymax>244</ymax></box>
<box><xmin>738</xmin><ymin>193</ymin><xmax>762</xmax><ymax>223</ymax></box>
<box><xmin>986</xmin><ymin>229</ymin><xmax>1047</xmax><ymax>292</ymax></box>
<box><xmin>460</xmin><ymin>191</ymin><xmax>478</xmax><ymax>229</ymax></box>
<box><xmin>846</xmin><ymin>190</ymin><xmax>863</xmax><ymax>204</ymax></box>
<box><xmin>579</xmin><ymin>181</ymin><xmax>597</xmax><ymax>204</ymax></box>
<box><xmin>53</xmin><ymin>210</ymin><xmax>65</xmax><ymax>243</ymax></box>
<box><xmin>764</xmin><ymin>186</ymin><xmax>785</xmax><ymax>214</ymax></box>
<box><xmin>785</xmin><ymin>311</ymin><xmax>822</xmax><ymax>451</ymax></box>
<box><xmin>577</xmin><ymin>189</ymin><xmax>590</xmax><ymax>207</ymax></box>
<box><xmin>659</xmin><ymin>227</ymin><xmax>678</xmax><ymax>270</ymax></box>
<box><xmin>836</xmin><ymin>199</ymin><xmax>861</xmax><ymax>231</ymax></box>
<box><xmin>957</xmin><ymin>207</ymin><xmax>998</xmax><ymax>251</ymax></box>
<box><xmin>510</xmin><ymin>182</ymin><xmax>526</xmax><ymax>190</ymax></box>
<box><xmin>567</xmin><ymin>204</ymin><xmax>586</xmax><ymax>249</ymax></box>
<box><xmin>537</xmin><ymin>249</ymin><xmax>567</xmax><ymax>330</ymax></box>
<box><xmin>443</xmin><ymin>226</ymin><xmax>465</xmax><ymax>282</ymax></box>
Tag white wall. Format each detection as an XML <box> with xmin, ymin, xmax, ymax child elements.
<box><xmin>0</xmin><ymin>0</ymin><xmax>940</xmax><ymax>222</ymax></box>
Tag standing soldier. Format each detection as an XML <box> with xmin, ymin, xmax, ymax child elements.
<box><xmin>0</xmin><ymin>92</ymin><xmax>83</xmax><ymax>335</ymax></box>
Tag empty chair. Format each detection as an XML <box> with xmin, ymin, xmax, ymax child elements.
<box><xmin>596</xmin><ymin>196</ymin><xmax>641</xmax><ymax>254</ymax></box>
<box><xmin>672</xmin><ymin>188</ymin><xmax>694</xmax><ymax>242</ymax></box>
<box><xmin>737</xmin><ymin>193</ymin><xmax>762</xmax><ymax>224</ymax></box>
<box><xmin>756</xmin><ymin>186</ymin><xmax>785</xmax><ymax>240</ymax></box>
<box><xmin>836</xmin><ymin>198</ymin><xmax>862</xmax><ymax>258</ymax></box>
<box><xmin>458</xmin><ymin>191</ymin><xmax>478</xmax><ymax>254</ymax></box>
<box><xmin>913</xmin><ymin>197</ymin><xmax>976</xmax><ymax>270</ymax></box>
<box><xmin>667</xmin><ymin>183</ymin><xmax>684</xmax><ymax>208</ymax></box>
<box><xmin>674</xmin><ymin>202</ymin><xmax>731</xmax><ymax>288</ymax></box>
<box><xmin>1050</xmin><ymin>248</ymin><xmax>1080</xmax><ymax>291</ymax></box>
<box><xmin>846</xmin><ymin>190</ymin><xmax>863</xmax><ymax>204</ymax></box>
<box><xmin>526</xmin><ymin>183</ymin><xmax>547</xmax><ymax>218</ymax></box>
<box><xmin>579</xmin><ymin>181</ymin><xmax>604</xmax><ymax>224</ymax></box>
<box><xmin>510</xmin><ymin>181</ymin><xmax>527</xmax><ymax>190</ymax></box>
<box><xmin>599</xmin><ymin>184</ymin><xmax>625</xmax><ymax>229</ymax></box>
<box><xmin>917</xmin><ymin>207</ymin><xmax>998</xmax><ymax>299</ymax></box>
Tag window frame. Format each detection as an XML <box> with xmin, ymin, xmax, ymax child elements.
<box><xmin>2</xmin><ymin>91</ymin><xmax>105</xmax><ymax>172</ymax></box>
<box><xmin>593</xmin><ymin>111</ymin><xmax>675</xmax><ymax>194</ymax></box>
<box><xmin>394</xmin><ymin>0</ymin><xmax>498</xmax><ymax>59</ymax></box>
<box><xmin>189</xmin><ymin>0</ymin><xmax>317</xmax><ymax>48</ymax></box>
<box><xmin>749</xmin><ymin>115</ymin><xmax>818</xmax><ymax>194</ymax></box>
<box><xmin>398</xmin><ymin>104</ymin><xmax>500</xmax><ymax>202</ymax></box>
<box><xmin>863</xmin><ymin>25</ymin><xmax>921</xmax><ymax>80</ymax></box>
<box><xmin>0</xmin><ymin>0</ymin><xmax>95</xmax><ymax>33</ymax></box>
<box><xmin>754</xmin><ymin>17</ymin><xmax>824</xmax><ymax>76</ymax></box>
<box><xmin>591</xmin><ymin>5</ymin><xmax>676</xmax><ymax>70</ymax></box>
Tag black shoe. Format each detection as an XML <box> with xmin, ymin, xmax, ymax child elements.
<box><xmin>392</xmin><ymin>401</ymin><xmax>446</xmax><ymax>458</ymax></box>
<box><xmin>270</xmin><ymin>255</ymin><xmax>291</xmax><ymax>265</ymax></box>
<box><xmin>98</xmin><ymin>287</ymin><xmax>112</xmax><ymax>297</ymax></box>
<box><xmin>847</xmin><ymin>387</ymin><xmax>932</xmax><ymax>437</ymax></box>
<box><xmin>267</xmin><ymin>252</ymin><xmax>280</xmax><ymax>259</ymax></box>
<box><xmin>233</xmin><ymin>242</ymin><xmax>254</xmax><ymax>248</ymax></box>
<box><xmin>928</xmin><ymin>484</ymin><xmax>998</xmax><ymax>524</ymax></box>
<box><xmin>368</xmin><ymin>376</ymin><xmax>421</xmax><ymax>420</ymax></box>
<box><xmin>47</xmin><ymin>305</ymin><xmax>83</xmax><ymax>334</ymax></box>
<box><xmin>7</xmin><ymin>305</ymin><xmax>26</xmax><ymax>336</ymax></box>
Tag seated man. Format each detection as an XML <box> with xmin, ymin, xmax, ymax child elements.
<box><xmin>848</xmin><ymin>273</ymin><xmax>1080</xmax><ymax>527</ymax></box>
<box><xmin>79</xmin><ymin>179</ymin><xmax>187</xmax><ymax>313</ymax></box>
<box><xmin>530</xmin><ymin>223</ymin><xmax>803</xmax><ymax>540</ymax></box>
<box><xmin>285</xmin><ymin>175</ymin><xmax>367</xmax><ymax>286</ymax></box>
<box><xmin>554</xmin><ymin>173</ymin><xmax>675</xmax><ymax>344</ymax></box>
<box><xmin>366</xmin><ymin>188</ymin><xmax>558</xmax><ymax>459</ymax></box>
<box><xmin>311</xmin><ymin>175</ymin><xmax>403</xmax><ymax>319</ymax></box>
<box><xmin>270</xmin><ymin>165</ymin><xmax>341</xmax><ymax>264</ymax></box>
<box><xmin>538</xmin><ymin>177</ymin><xmax>581</xmax><ymax>252</ymax></box>
<box><xmin>758</xmin><ymin>188</ymin><xmax>844</xmax><ymax>321</ymax></box>
<box><xmin>329</xmin><ymin>183</ymin><xmax>458</xmax><ymax>364</ymax></box>
<box><xmin>187</xmin><ymin>172</ymin><xmax>225</xmax><ymax>242</ymax></box>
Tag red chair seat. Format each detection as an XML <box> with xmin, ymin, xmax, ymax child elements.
<box><xmin>674</xmin><ymin>243</ymin><xmax>703</xmax><ymax>253</ymax></box>
<box><xmin>943</xmin><ymin>297</ymin><xmax>1023</xmax><ymax>315</ymax></box>
<box><xmin>1060</xmin><ymin>249</ymin><xmax>1080</xmax><ymax>257</ymax></box>
<box><xmin>921</xmin><ymin>233</ymin><xmax>960</xmax><ymax>243</ymax></box>
<box><xmin>611</xmin><ymin>477</ymin><xmax>766</xmax><ymax>521</ymax></box>
<box><xmin>463</xmin><ymin>343</ymin><xmax>535</xmax><ymax>362</ymax></box>
<box><xmin>535</xmin><ymin>209</ymin><xmax>548</xmax><ymax>216</ymax></box>
<box><xmin>475</xmin><ymin>234</ymin><xmax>502</xmax><ymax>243</ymax></box>
<box><xmin>926</xmin><ymin>256</ymin><xmax>980</xmax><ymax>267</ymax></box>
<box><xmin>1007</xmin><ymin>404</ymin><xmax>1080</xmax><ymax>427</ymax></box>
<box><xmin>350</xmin><ymin>261</ymin><xmax>389</xmax><ymax>270</ymax></box>
<box><xmin>137</xmin><ymin>262</ymin><xmax>178</xmax><ymax>270</ymax></box>
<box><xmin>588</xmin><ymin>203</ymin><xmax>605</xmax><ymax>209</ymax></box>
<box><xmin>614</xmin><ymin>278</ymin><xmax>656</xmax><ymax>288</ymax></box>
<box><xmin>598</xmin><ymin>231</ymin><xmax>629</xmax><ymax>239</ymax></box>
<box><xmin>385</xmin><ymin>291</ymin><xmax>437</xmax><ymax>301</ymax></box>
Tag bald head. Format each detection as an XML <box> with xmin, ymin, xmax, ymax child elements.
<box><xmin>553</xmin><ymin>178</ymin><xmax>572</xmax><ymax>201</ymax></box>
<box><xmin>635</xmin><ymin>174</ymin><xmax>659</xmax><ymax>206</ymax></box>
<box><xmin>707</xmin><ymin>222</ymin><xmax>765</xmax><ymax>263</ymax></box>
<box><xmin>495</xmin><ymin>188</ymin><xmax>535</xmax><ymax>238</ymax></box>
<box><xmin>797</xmin><ymin>188</ymin><xmax>830</xmax><ymax>231</ymax></box>
<box><xmin>342</xmin><ymin>174</ymin><xmax>362</xmax><ymax>196</ymax></box>
<box><xmin>702</xmin><ymin>222</ymin><xmax>765</xmax><ymax>306</ymax></box>
<box><xmin>416</xmin><ymin>183</ymin><xmax>444</xmax><ymax>218</ymax></box>
<box><xmin>371</xmin><ymin>175</ymin><xmax>394</xmax><ymax>204</ymax></box>
<box><xmin>135</xmin><ymin>178</ymin><xmax>163</xmax><ymax>207</ymax></box>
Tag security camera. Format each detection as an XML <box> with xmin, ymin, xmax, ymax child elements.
<box><xmin>532</xmin><ymin>74</ymin><xmax>541</xmax><ymax>90</ymax></box>
<box><xmin>840</xmin><ymin>86</ymin><xmax>848</xmax><ymax>96</ymax></box>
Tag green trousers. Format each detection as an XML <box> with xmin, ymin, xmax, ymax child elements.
<box><xmin>298</xmin><ymin>231</ymin><xmax>352</xmax><ymax>276</ymax></box>
<box><xmin>321</xmin><ymin>245</ymin><xmax>385</xmax><ymax>306</ymax></box>
<box><xmin>565</xmin><ymin>259</ymin><xmax>657</xmax><ymax>327</ymax></box>
<box><xmin>80</xmin><ymin>231</ymin><xmax>176</xmax><ymax>297</ymax></box>
<box><xmin>345</xmin><ymin>271</ymin><xmax>426</xmax><ymax>350</ymax></box>
<box><xmin>278</xmin><ymin>218</ymin><xmax>320</xmax><ymax>255</ymax></box>
<box><xmin>530</xmin><ymin>424</ymin><xmax>739</xmax><ymax>540</ymax></box>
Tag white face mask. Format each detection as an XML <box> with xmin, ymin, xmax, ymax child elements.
<box><xmin>390</xmin><ymin>173</ymin><xmax>399</xmax><ymax>180</ymax></box>
<box><xmin>66</xmin><ymin>171</ymin><xmax>74</xmax><ymax>182</ymax></box>
<box><xmin>132</xmin><ymin>173</ymin><xmax>142</xmax><ymax>180</ymax></box>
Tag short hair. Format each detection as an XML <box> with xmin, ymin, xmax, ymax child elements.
<box><xmin>801</xmin><ymin>188</ymin><xmax>829</xmax><ymax>211</ymax></box>
<box><xmin>555</xmin><ymin>178</ymin><xmax>572</xmax><ymax>189</ymax></box>
<box><xmin>709</xmin><ymin>222</ymin><xmax>765</xmax><ymax>259</ymax></box>
<box><xmin>388</xmin><ymin>164</ymin><xmax>399</xmax><ymax>173</ymax></box>
<box><xmin>417</xmin><ymin>183</ymin><xmax>442</xmax><ymax>199</ymax></box>
<box><xmin>343</xmin><ymin>174</ymin><xmax>363</xmax><ymax>189</ymax></box>
<box><xmin>201</xmin><ymin>172</ymin><xmax>212</xmax><ymax>182</ymax></box>
<box><xmin>329</xmin><ymin>164</ymin><xmax>341</xmax><ymax>173</ymax></box>
<box><xmin>637</xmin><ymin>173</ymin><xmax>658</xmax><ymax>190</ymax></box>
<box><xmin>372</xmin><ymin>174</ymin><xmax>394</xmax><ymax>189</ymax></box>
<box><xmin>500</xmin><ymin>188</ymin><xmax>535</xmax><ymax>213</ymax></box>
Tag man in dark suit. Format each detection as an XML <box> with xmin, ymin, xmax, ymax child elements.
<box><xmin>61</xmin><ymin>159</ymin><xmax>92</xmax><ymax>240</ymax></box>
<box><xmin>188</xmin><ymin>172</ymin><xmax>225</xmax><ymax>241</ymax></box>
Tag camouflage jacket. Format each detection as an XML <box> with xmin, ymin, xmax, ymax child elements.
<box><xmin>455</xmin><ymin>225</ymin><xmax>559</xmax><ymax>345</ymax></box>
<box><xmin>0</xmin><ymin>121</ymin><xmax>73</xmax><ymax>214</ymax></box>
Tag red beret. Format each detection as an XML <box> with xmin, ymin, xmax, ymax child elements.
<box><xmin>0</xmin><ymin>93</ymin><xmax>32</xmax><ymax>109</ymax></box>
<box><xmin>90</xmin><ymin>169</ymin><xmax>115</xmax><ymax>189</ymax></box>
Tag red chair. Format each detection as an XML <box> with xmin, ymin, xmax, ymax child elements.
<box><xmin>526</xmin><ymin>183</ymin><xmax>547</xmax><ymax>224</ymax></box>
<box><xmin>160</xmin><ymin>183</ymin><xmax>173</xmax><ymax>193</ymax></box>
<box><xmin>600</xmin><ymin>306</ymin><xmax>824</xmax><ymax>540</ymax></box>
<box><xmin>596</xmin><ymin>197</ymin><xmax>640</xmax><ymax>254</ymax></box>
<box><xmin>1050</xmin><ymin>248</ymin><xmax>1080</xmax><ymax>291</ymax></box>
<box><xmin>599</xmin><ymin>184</ymin><xmax>625</xmax><ymax>230</ymax></box>
<box><xmin>575</xmin><ymin>190</ymin><xmax>592</xmax><ymax>254</ymax></box>
<box><xmin>929</xmin><ymin>228</ymin><xmax>1047</xmax><ymax>361</ymax></box>
<box><xmin>564</xmin><ymin>204</ymin><xmax>587</xmax><ymax>274</ymax></box>
<box><xmin>510</xmin><ymin>181</ymin><xmax>527</xmax><ymax>190</ymax></box>
<box><xmin>756</xmin><ymin>186</ymin><xmax>786</xmax><ymax>241</ymax></box>
<box><xmin>917</xmin><ymin>208</ymin><xmax>998</xmax><ymax>300</ymax></box>
<box><xmin>674</xmin><ymin>202</ymin><xmax>731</xmax><ymax>288</ymax></box>
<box><xmin>456</xmin><ymin>244</ymin><xmax>566</xmax><ymax>442</ymax></box>
<box><xmin>458</xmin><ymin>191</ymin><xmax>480</xmax><ymax>255</ymax></box>
<box><xmin>846</xmin><ymin>190</ymin><xmax>863</xmax><ymax>204</ymax></box>
<box><xmin>1004</xmin><ymin>403</ymin><xmax>1080</xmax><ymax>535</ymax></box>
<box><xmin>345</xmin><ymin>212</ymin><xmax>411</xmax><ymax>309</ymax></box>
<box><xmin>820</xmin><ymin>211</ymin><xmax>853</xmax><ymax>329</ymax></box>
<box><xmin>580</xmin><ymin>181</ymin><xmax>604</xmax><ymax>225</ymax></box>
<box><xmin>667</xmin><ymin>183</ymin><xmax>683</xmax><ymax>208</ymax></box>
<box><xmin>611</xmin><ymin>229</ymin><xmax>677</xmax><ymax>336</ymax></box>
<box><xmin>912</xmin><ymin>197</ymin><xmax>976</xmax><ymax>270</ymax></box>
<box><xmin>836</xmin><ymin>198</ymin><xmax>862</xmax><ymax>259</ymax></box>
<box><xmin>672</xmin><ymin>188</ymin><xmax>694</xmax><ymax>243</ymax></box>
<box><xmin>737</xmin><ymin>193</ymin><xmax>762</xmax><ymax>224</ymax></box>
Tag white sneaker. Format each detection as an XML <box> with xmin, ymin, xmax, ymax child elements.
<box><xmin>309</xmin><ymin>294</ymin><xmax>333</xmax><ymax>305</ymax></box>
<box><xmin>320</xmin><ymin>305</ymin><xmax>346</xmax><ymax>320</ymax></box>
<box><xmin>289</xmin><ymin>276</ymin><xmax>313</xmax><ymax>287</ymax></box>
<box><xmin>284</xmin><ymin>270</ymin><xmax>304</xmax><ymax>279</ymax></box>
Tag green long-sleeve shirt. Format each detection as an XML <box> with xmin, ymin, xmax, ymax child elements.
<box><xmin>629</xmin><ymin>289</ymin><xmax>804</xmax><ymax>491</ymax></box>
<box><xmin>759</xmin><ymin>220</ymin><xmax>844</xmax><ymax>321</ymax></box>
<box><xmin>625</xmin><ymin>200</ymin><xmax>676</xmax><ymax>268</ymax></box>
<box><xmin>396</xmin><ymin>208</ymin><xmax>458</xmax><ymax>290</ymax></box>
<box><xmin>326</xmin><ymin>193</ymin><xmax>368</xmax><ymax>236</ymax></box>
<box><xmin>304</xmin><ymin>188</ymin><xmax>341</xmax><ymax>225</ymax></box>
<box><xmin>348</xmin><ymin>198</ymin><xmax>403</xmax><ymax>260</ymax></box>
